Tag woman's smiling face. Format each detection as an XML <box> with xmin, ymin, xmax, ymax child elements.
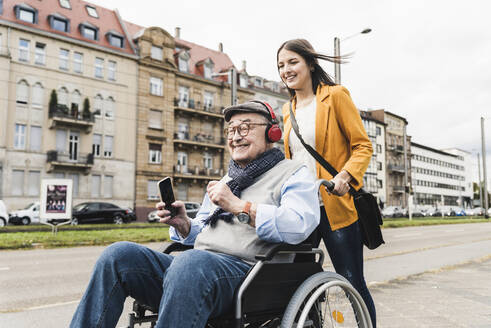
<box><xmin>277</xmin><ymin>48</ymin><xmax>312</xmax><ymax>92</ymax></box>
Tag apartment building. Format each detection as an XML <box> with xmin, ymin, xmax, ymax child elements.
<box><xmin>125</xmin><ymin>24</ymin><xmax>254</xmax><ymax>217</ymax></box>
<box><xmin>411</xmin><ymin>144</ymin><xmax>472</xmax><ymax>208</ymax></box>
<box><xmin>0</xmin><ymin>0</ymin><xmax>138</xmax><ymax>211</ymax></box>
<box><xmin>369</xmin><ymin>109</ymin><xmax>411</xmax><ymax>207</ymax></box>
<box><xmin>360</xmin><ymin>111</ymin><xmax>387</xmax><ymax>208</ymax></box>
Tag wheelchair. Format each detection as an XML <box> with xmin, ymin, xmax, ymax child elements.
<box><xmin>128</xmin><ymin>180</ymin><xmax>372</xmax><ymax>328</ymax></box>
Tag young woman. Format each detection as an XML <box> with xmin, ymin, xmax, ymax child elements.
<box><xmin>277</xmin><ymin>39</ymin><xmax>377</xmax><ymax>327</ymax></box>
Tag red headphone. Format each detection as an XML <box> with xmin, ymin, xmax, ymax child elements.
<box><xmin>250</xmin><ymin>100</ymin><xmax>282</xmax><ymax>143</ymax></box>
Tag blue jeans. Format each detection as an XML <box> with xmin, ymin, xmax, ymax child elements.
<box><xmin>70</xmin><ymin>241</ymin><xmax>251</xmax><ymax>328</ymax></box>
<box><xmin>318</xmin><ymin>207</ymin><xmax>377</xmax><ymax>328</ymax></box>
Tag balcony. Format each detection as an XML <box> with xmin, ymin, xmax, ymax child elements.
<box><xmin>173</xmin><ymin>165</ymin><xmax>224</xmax><ymax>182</ymax></box>
<box><xmin>174</xmin><ymin>97</ymin><xmax>224</xmax><ymax>120</ymax></box>
<box><xmin>387</xmin><ymin>164</ymin><xmax>405</xmax><ymax>174</ymax></box>
<box><xmin>174</xmin><ymin>132</ymin><xmax>226</xmax><ymax>151</ymax></box>
<box><xmin>49</xmin><ymin>105</ymin><xmax>95</xmax><ymax>133</ymax></box>
<box><xmin>46</xmin><ymin>150</ymin><xmax>94</xmax><ymax>174</ymax></box>
<box><xmin>392</xmin><ymin>185</ymin><xmax>405</xmax><ymax>193</ymax></box>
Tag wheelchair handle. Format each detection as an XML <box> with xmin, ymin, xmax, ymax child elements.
<box><xmin>315</xmin><ymin>179</ymin><xmax>335</xmax><ymax>193</ymax></box>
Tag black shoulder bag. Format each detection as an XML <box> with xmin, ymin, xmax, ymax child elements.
<box><xmin>289</xmin><ymin>103</ymin><xmax>384</xmax><ymax>249</ymax></box>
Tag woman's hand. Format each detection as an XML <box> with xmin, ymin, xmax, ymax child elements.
<box><xmin>328</xmin><ymin>170</ymin><xmax>353</xmax><ymax>196</ymax></box>
<box><xmin>156</xmin><ymin>201</ymin><xmax>190</xmax><ymax>237</ymax></box>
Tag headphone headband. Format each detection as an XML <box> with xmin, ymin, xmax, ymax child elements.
<box><xmin>250</xmin><ymin>100</ymin><xmax>278</xmax><ymax>123</ymax></box>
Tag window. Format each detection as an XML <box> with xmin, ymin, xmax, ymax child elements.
<box><xmin>19</xmin><ymin>39</ymin><xmax>30</xmax><ymax>62</ymax></box>
<box><xmin>35</xmin><ymin>43</ymin><xmax>45</xmax><ymax>65</ymax></box>
<box><xmin>91</xmin><ymin>175</ymin><xmax>101</xmax><ymax>197</ymax></box>
<box><xmin>94</xmin><ymin>58</ymin><xmax>104</xmax><ymax>78</ymax></box>
<box><xmin>178</xmin><ymin>56</ymin><xmax>189</xmax><ymax>73</ymax></box>
<box><xmin>56</xmin><ymin>129</ymin><xmax>67</xmax><ymax>152</ymax></box>
<box><xmin>108</xmin><ymin>60</ymin><xmax>116</xmax><ymax>81</ymax></box>
<box><xmin>203</xmin><ymin>91</ymin><xmax>213</xmax><ymax>110</ymax></box>
<box><xmin>68</xmin><ymin>173</ymin><xmax>79</xmax><ymax>197</ymax></box>
<box><xmin>59</xmin><ymin>0</ymin><xmax>71</xmax><ymax>9</ymax></box>
<box><xmin>105</xmin><ymin>97</ymin><xmax>115</xmax><ymax>119</ymax></box>
<box><xmin>52</xmin><ymin>17</ymin><xmax>69</xmax><ymax>32</ymax></box>
<box><xmin>177</xmin><ymin>152</ymin><xmax>188</xmax><ymax>173</ymax></box>
<box><xmin>147</xmin><ymin>180</ymin><xmax>159</xmax><ymax>200</ymax></box>
<box><xmin>104</xmin><ymin>176</ymin><xmax>113</xmax><ymax>198</ymax></box>
<box><xmin>59</xmin><ymin>49</ymin><xmax>69</xmax><ymax>70</ymax></box>
<box><xmin>108</xmin><ymin>35</ymin><xmax>123</xmax><ymax>48</ymax></box>
<box><xmin>71</xmin><ymin>90</ymin><xmax>81</xmax><ymax>114</ymax></box>
<box><xmin>12</xmin><ymin>170</ymin><xmax>24</xmax><ymax>196</ymax></box>
<box><xmin>377</xmin><ymin>161</ymin><xmax>382</xmax><ymax>171</ymax></box>
<box><xmin>16</xmin><ymin>80</ymin><xmax>29</xmax><ymax>104</ymax></box>
<box><xmin>150</xmin><ymin>77</ymin><xmax>163</xmax><ymax>96</ymax></box>
<box><xmin>254</xmin><ymin>78</ymin><xmax>263</xmax><ymax>87</ymax></box>
<box><xmin>94</xmin><ymin>95</ymin><xmax>103</xmax><ymax>117</ymax></box>
<box><xmin>86</xmin><ymin>6</ymin><xmax>98</xmax><ymax>18</ymax></box>
<box><xmin>376</xmin><ymin>126</ymin><xmax>381</xmax><ymax>136</ymax></box>
<box><xmin>151</xmin><ymin>46</ymin><xmax>163</xmax><ymax>61</ymax></box>
<box><xmin>81</xmin><ymin>26</ymin><xmax>97</xmax><ymax>40</ymax></box>
<box><xmin>73</xmin><ymin>52</ymin><xmax>83</xmax><ymax>73</ymax></box>
<box><xmin>177</xmin><ymin>184</ymin><xmax>187</xmax><ymax>201</ymax></box>
<box><xmin>28</xmin><ymin>171</ymin><xmax>40</xmax><ymax>196</ymax></box>
<box><xmin>178</xmin><ymin>86</ymin><xmax>189</xmax><ymax>107</ymax></box>
<box><xmin>203</xmin><ymin>152</ymin><xmax>213</xmax><ymax>169</ymax></box>
<box><xmin>30</xmin><ymin>126</ymin><xmax>42</xmax><ymax>151</ymax></box>
<box><xmin>204</xmin><ymin>63</ymin><xmax>213</xmax><ymax>79</ymax></box>
<box><xmin>92</xmin><ymin>134</ymin><xmax>101</xmax><ymax>156</ymax></box>
<box><xmin>377</xmin><ymin>179</ymin><xmax>383</xmax><ymax>189</ymax></box>
<box><xmin>14</xmin><ymin>124</ymin><xmax>26</xmax><ymax>149</ymax></box>
<box><xmin>376</xmin><ymin>144</ymin><xmax>382</xmax><ymax>153</ymax></box>
<box><xmin>239</xmin><ymin>75</ymin><xmax>248</xmax><ymax>88</ymax></box>
<box><xmin>16</xmin><ymin>5</ymin><xmax>37</xmax><ymax>24</ymax></box>
<box><xmin>104</xmin><ymin>135</ymin><xmax>113</xmax><ymax>157</ymax></box>
<box><xmin>148</xmin><ymin>109</ymin><xmax>162</xmax><ymax>129</ymax></box>
<box><xmin>149</xmin><ymin>144</ymin><xmax>162</xmax><ymax>164</ymax></box>
<box><xmin>58</xmin><ymin>87</ymin><xmax>68</xmax><ymax>106</ymax></box>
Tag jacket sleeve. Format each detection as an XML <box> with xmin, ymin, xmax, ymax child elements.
<box><xmin>332</xmin><ymin>86</ymin><xmax>373</xmax><ymax>188</ymax></box>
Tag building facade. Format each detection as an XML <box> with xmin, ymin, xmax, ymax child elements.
<box><xmin>411</xmin><ymin>143</ymin><xmax>472</xmax><ymax>208</ymax></box>
<box><xmin>369</xmin><ymin>110</ymin><xmax>411</xmax><ymax>207</ymax></box>
<box><xmin>360</xmin><ymin>111</ymin><xmax>387</xmax><ymax>208</ymax></box>
<box><xmin>0</xmin><ymin>0</ymin><xmax>138</xmax><ymax>211</ymax></box>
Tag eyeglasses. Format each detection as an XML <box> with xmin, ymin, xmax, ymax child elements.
<box><xmin>224</xmin><ymin>122</ymin><xmax>268</xmax><ymax>139</ymax></box>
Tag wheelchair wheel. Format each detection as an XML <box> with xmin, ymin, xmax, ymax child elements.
<box><xmin>280</xmin><ymin>272</ymin><xmax>372</xmax><ymax>328</ymax></box>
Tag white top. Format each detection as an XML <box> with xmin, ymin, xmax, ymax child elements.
<box><xmin>288</xmin><ymin>99</ymin><xmax>318</xmax><ymax>179</ymax></box>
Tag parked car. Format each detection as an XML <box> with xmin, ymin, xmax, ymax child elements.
<box><xmin>407</xmin><ymin>207</ymin><xmax>425</xmax><ymax>217</ymax></box>
<box><xmin>471</xmin><ymin>207</ymin><xmax>485</xmax><ymax>216</ymax></box>
<box><xmin>381</xmin><ymin>206</ymin><xmax>404</xmax><ymax>218</ymax></box>
<box><xmin>8</xmin><ymin>202</ymin><xmax>40</xmax><ymax>225</ymax></box>
<box><xmin>71</xmin><ymin>202</ymin><xmax>131</xmax><ymax>225</ymax></box>
<box><xmin>451</xmin><ymin>207</ymin><xmax>466</xmax><ymax>216</ymax></box>
<box><xmin>0</xmin><ymin>200</ymin><xmax>8</xmax><ymax>227</ymax></box>
<box><xmin>123</xmin><ymin>207</ymin><xmax>137</xmax><ymax>222</ymax></box>
<box><xmin>148</xmin><ymin>201</ymin><xmax>201</xmax><ymax>223</ymax></box>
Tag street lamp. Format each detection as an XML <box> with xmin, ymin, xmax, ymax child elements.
<box><xmin>334</xmin><ymin>28</ymin><xmax>372</xmax><ymax>84</ymax></box>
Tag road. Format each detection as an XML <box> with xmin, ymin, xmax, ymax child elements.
<box><xmin>0</xmin><ymin>222</ymin><xmax>490</xmax><ymax>327</ymax></box>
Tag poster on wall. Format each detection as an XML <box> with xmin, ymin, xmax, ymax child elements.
<box><xmin>39</xmin><ymin>179</ymin><xmax>73</xmax><ymax>223</ymax></box>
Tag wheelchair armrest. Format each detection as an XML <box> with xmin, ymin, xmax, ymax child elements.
<box><xmin>162</xmin><ymin>242</ymin><xmax>194</xmax><ymax>254</ymax></box>
<box><xmin>254</xmin><ymin>243</ymin><xmax>313</xmax><ymax>261</ymax></box>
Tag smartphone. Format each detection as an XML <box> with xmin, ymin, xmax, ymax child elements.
<box><xmin>158</xmin><ymin>177</ymin><xmax>177</xmax><ymax>217</ymax></box>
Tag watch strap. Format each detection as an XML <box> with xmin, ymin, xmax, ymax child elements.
<box><xmin>242</xmin><ymin>201</ymin><xmax>252</xmax><ymax>215</ymax></box>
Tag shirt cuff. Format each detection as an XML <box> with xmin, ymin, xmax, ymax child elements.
<box><xmin>169</xmin><ymin>221</ymin><xmax>201</xmax><ymax>245</ymax></box>
<box><xmin>255</xmin><ymin>203</ymin><xmax>283</xmax><ymax>243</ymax></box>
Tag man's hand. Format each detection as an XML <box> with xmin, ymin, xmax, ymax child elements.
<box><xmin>156</xmin><ymin>201</ymin><xmax>190</xmax><ymax>237</ymax></box>
<box><xmin>207</xmin><ymin>180</ymin><xmax>245</xmax><ymax>215</ymax></box>
<box><xmin>328</xmin><ymin>170</ymin><xmax>353</xmax><ymax>196</ymax></box>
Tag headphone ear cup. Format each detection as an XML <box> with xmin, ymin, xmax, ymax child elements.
<box><xmin>266</xmin><ymin>123</ymin><xmax>282</xmax><ymax>143</ymax></box>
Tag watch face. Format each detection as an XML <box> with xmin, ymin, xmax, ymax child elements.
<box><xmin>237</xmin><ymin>212</ymin><xmax>250</xmax><ymax>224</ymax></box>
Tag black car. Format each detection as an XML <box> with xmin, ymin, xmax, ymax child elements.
<box><xmin>71</xmin><ymin>202</ymin><xmax>132</xmax><ymax>225</ymax></box>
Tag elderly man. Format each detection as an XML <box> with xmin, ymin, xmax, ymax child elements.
<box><xmin>70</xmin><ymin>101</ymin><xmax>320</xmax><ymax>328</ymax></box>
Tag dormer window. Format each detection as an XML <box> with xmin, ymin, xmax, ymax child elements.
<box><xmin>151</xmin><ymin>46</ymin><xmax>163</xmax><ymax>61</ymax></box>
<box><xmin>48</xmin><ymin>14</ymin><xmax>70</xmax><ymax>33</ymax></box>
<box><xmin>254</xmin><ymin>78</ymin><xmax>263</xmax><ymax>88</ymax></box>
<box><xmin>239</xmin><ymin>74</ymin><xmax>248</xmax><ymax>88</ymax></box>
<box><xmin>79</xmin><ymin>22</ymin><xmax>99</xmax><ymax>41</ymax></box>
<box><xmin>14</xmin><ymin>4</ymin><xmax>38</xmax><ymax>24</ymax></box>
<box><xmin>86</xmin><ymin>5</ymin><xmax>98</xmax><ymax>18</ymax></box>
<box><xmin>59</xmin><ymin>0</ymin><xmax>71</xmax><ymax>9</ymax></box>
<box><xmin>106</xmin><ymin>31</ymin><xmax>124</xmax><ymax>48</ymax></box>
<box><xmin>203</xmin><ymin>58</ymin><xmax>214</xmax><ymax>79</ymax></box>
<box><xmin>178</xmin><ymin>52</ymin><xmax>190</xmax><ymax>73</ymax></box>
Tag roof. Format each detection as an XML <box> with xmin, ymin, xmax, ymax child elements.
<box><xmin>359</xmin><ymin>110</ymin><xmax>387</xmax><ymax>125</ymax></box>
<box><xmin>175</xmin><ymin>38</ymin><xmax>235</xmax><ymax>76</ymax></box>
<box><xmin>0</xmin><ymin>0</ymin><xmax>136</xmax><ymax>55</ymax></box>
<box><xmin>123</xmin><ymin>19</ymin><xmax>144</xmax><ymax>39</ymax></box>
<box><xmin>411</xmin><ymin>142</ymin><xmax>458</xmax><ymax>158</ymax></box>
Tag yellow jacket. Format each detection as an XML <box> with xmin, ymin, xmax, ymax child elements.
<box><xmin>282</xmin><ymin>84</ymin><xmax>373</xmax><ymax>230</ymax></box>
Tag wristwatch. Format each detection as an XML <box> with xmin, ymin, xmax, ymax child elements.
<box><xmin>237</xmin><ymin>201</ymin><xmax>252</xmax><ymax>224</ymax></box>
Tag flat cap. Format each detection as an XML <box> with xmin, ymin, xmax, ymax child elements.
<box><xmin>223</xmin><ymin>100</ymin><xmax>273</xmax><ymax>122</ymax></box>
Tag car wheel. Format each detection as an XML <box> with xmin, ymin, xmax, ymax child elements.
<box><xmin>113</xmin><ymin>215</ymin><xmax>123</xmax><ymax>225</ymax></box>
<box><xmin>71</xmin><ymin>218</ymin><xmax>79</xmax><ymax>225</ymax></box>
<box><xmin>21</xmin><ymin>216</ymin><xmax>31</xmax><ymax>225</ymax></box>
<box><xmin>0</xmin><ymin>218</ymin><xmax>5</xmax><ymax>227</ymax></box>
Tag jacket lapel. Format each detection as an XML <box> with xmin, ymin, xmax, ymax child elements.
<box><xmin>315</xmin><ymin>85</ymin><xmax>331</xmax><ymax>155</ymax></box>
<box><xmin>283</xmin><ymin>98</ymin><xmax>296</xmax><ymax>158</ymax></box>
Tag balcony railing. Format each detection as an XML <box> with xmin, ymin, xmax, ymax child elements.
<box><xmin>46</xmin><ymin>150</ymin><xmax>94</xmax><ymax>173</ymax></box>
<box><xmin>387</xmin><ymin>164</ymin><xmax>405</xmax><ymax>173</ymax></box>
<box><xmin>392</xmin><ymin>185</ymin><xmax>405</xmax><ymax>193</ymax></box>
<box><xmin>174</xmin><ymin>97</ymin><xmax>224</xmax><ymax>118</ymax></box>
<box><xmin>49</xmin><ymin>105</ymin><xmax>95</xmax><ymax>133</ymax></box>
<box><xmin>173</xmin><ymin>165</ymin><xmax>224</xmax><ymax>180</ymax></box>
<box><xmin>174</xmin><ymin>132</ymin><xmax>226</xmax><ymax>149</ymax></box>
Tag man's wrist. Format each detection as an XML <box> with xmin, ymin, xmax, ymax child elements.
<box><xmin>234</xmin><ymin>200</ymin><xmax>248</xmax><ymax>216</ymax></box>
<box><xmin>176</xmin><ymin>219</ymin><xmax>191</xmax><ymax>238</ymax></box>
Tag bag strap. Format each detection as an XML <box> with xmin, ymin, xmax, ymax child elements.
<box><xmin>289</xmin><ymin>102</ymin><xmax>359</xmax><ymax>197</ymax></box>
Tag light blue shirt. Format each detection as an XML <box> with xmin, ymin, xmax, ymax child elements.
<box><xmin>169</xmin><ymin>166</ymin><xmax>320</xmax><ymax>245</ymax></box>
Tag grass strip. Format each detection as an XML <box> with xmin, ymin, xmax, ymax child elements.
<box><xmin>0</xmin><ymin>226</ymin><xmax>170</xmax><ymax>250</ymax></box>
<box><xmin>382</xmin><ymin>217</ymin><xmax>489</xmax><ymax>228</ymax></box>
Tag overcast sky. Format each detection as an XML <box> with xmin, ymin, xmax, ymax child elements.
<box><xmin>92</xmin><ymin>0</ymin><xmax>491</xmax><ymax>184</ymax></box>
